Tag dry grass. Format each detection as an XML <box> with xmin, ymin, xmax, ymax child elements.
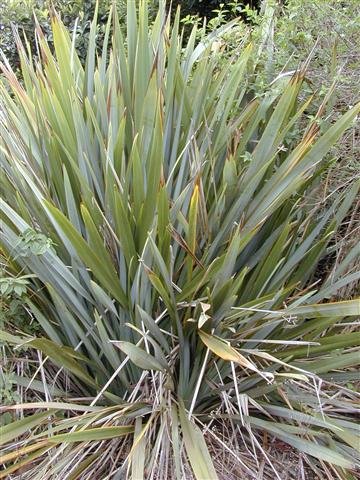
<box><xmin>2</xmin><ymin>343</ymin><xmax>359</xmax><ymax>479</ymax></box>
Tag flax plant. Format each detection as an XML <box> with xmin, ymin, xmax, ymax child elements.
<box><xmin>0</xmin><ymin>2</ymin><xmax>359</xmax><ymax>478</ymax></box>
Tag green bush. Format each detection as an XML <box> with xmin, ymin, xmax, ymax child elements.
<box><xmin>0</xmin><ymin>1</ymin><xmax>359</xmax><ymax>478</ymax></box>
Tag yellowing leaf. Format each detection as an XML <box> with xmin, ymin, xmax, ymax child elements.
<box><xmin>198</xmin><ymin>330</ymin><xmax>260</xmax><ymax>373</ymax></box>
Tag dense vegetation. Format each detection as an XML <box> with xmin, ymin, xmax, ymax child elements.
<box><xmin>0</xmin><ymin>1</ymin><xmax>359</xmax><ymax>479</ymax></box>
<box><xmin>0</xmin><ymin>0</ymin><xmax>257</xmax><ymax>69</ymax></box>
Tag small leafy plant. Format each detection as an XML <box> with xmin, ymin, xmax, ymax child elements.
<box><xmin>0</xmin><ymin>1</ymin><xmax>359</xmax><ymax>478</ymax></box>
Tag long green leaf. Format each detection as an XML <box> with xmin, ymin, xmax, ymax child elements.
<box><xmin>179</xmin><ymin>403</ymin><xmax>219</xmax><ymax>480</ymax></box>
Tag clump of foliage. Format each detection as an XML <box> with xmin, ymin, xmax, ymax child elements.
<box><xmin>0</xmin><ymin>1</ymin><xmax>359</xmax><ymax>478</ymax></box>
<box><xmin>0</xmin><ymin>273</ymin><xmax>32</xmax><ymax>329</ymax></box>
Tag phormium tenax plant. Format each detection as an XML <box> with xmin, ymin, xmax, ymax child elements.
<box><xmin>0</xmin><ymin>1</ymin><xmax>359</xmax><ymax>478</ymax></box>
